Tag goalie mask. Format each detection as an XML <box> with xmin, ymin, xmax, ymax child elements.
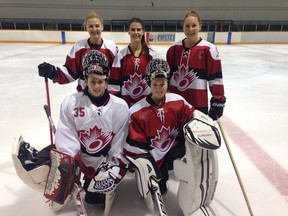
<box><xmin>82</xmin><ymin>50</ymin><xmax>110</xmax><ymax>79</ymax></box>
<box><xmin>146</xmin><ymin>58</ymin><xmax>170</xmax><ymax>84</ymax></box>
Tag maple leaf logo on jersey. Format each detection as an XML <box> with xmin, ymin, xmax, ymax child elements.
<box><xmin>123</xmin><ymin>73</ymin><xmax>150</xmax><ymax>99</ymax></box>
<box><xmin>78</xmin><ymin>126</ymin><xmax>113</xmax><ymax>154</ymax></box>
<box><xmin>170</xmin><ymin>64</ymin><xmax>198</xmax><ymax>91</ymax></box>
<box><xmin>150</xmin><ymin>126</ymin><xmax>179</xmax><ymax>152</ymax></box>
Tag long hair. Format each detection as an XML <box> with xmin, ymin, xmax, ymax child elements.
<box><xmin>127</xmin><ymin>17</ymin><xmax>150</xmax><ymax>61</ymax></box>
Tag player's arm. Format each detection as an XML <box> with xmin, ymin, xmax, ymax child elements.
<box><xmin>107</xmin><ymin>52</ymin><xmax>123</xmax><ymax>96</ymax></box>
<box><xmin>207</xmin><ymin>45</ymin><xmax>226</xmax><ymax>120</ymax></box>
<box><xmin>123</xmin><ymin>112</ymin><xmax>151</xmax><ymax>160</ymax></box>
<box><xmin>55</xmin><ymin>97</ymin><xmax>81</xmax><ymax>156</ymax></box>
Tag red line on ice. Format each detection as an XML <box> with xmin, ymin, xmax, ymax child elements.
<box><xmin>221</xmin><ymin>116</ymin><xmax>288</xmax><ymax>197</ymax></box>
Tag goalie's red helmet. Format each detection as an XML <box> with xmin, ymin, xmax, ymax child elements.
<box><xmin>146</xmin><ymin>58</ymin><xmax>170</xmax><ymax>82</ymax></box>
<box><xmin>82</xmin><ymin>50</ymin><xmax>110</xmax><ymax>79</ymax></box>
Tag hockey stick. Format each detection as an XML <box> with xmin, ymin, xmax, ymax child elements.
<box><xmin>217</xmin><ymin>120</ymin><xmax>254</xmax><ymax>216</ymax></box>
<box><xmin>43</xmin><ymin>104</ymin><xmax>87</xmax><ymax>216</ymax></box>
<box><xmin>44</xmin><ymin>77</ymin><xmax>54</xmax><ymax>144</ymax></box>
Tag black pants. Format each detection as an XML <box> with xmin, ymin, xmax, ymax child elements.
<box><xmin>83</xmin><ymin>176</ymin><xmax>106</xmax><ymax>205</ymax></box>
<box><xmin>159</xmin><ymin>143</ymin><xmax>186</xmax><ymax>194</ymax></box>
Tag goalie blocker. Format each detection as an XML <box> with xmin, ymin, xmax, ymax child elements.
<box><xmin>12</xmin><ymin>134</ymin><xmax>81</xmax><ymax>205</ymax></box>
<box><xmin>173</xmin><ymin>110</ymin><xmax>221</xmax><ymax>216</ymax></box>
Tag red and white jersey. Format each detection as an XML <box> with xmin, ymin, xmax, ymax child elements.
<box><xmin>55</xmin><ymin>91</ymin><xmax>129</xmax><ymax>179</ymax></box>
<box><xmin>108</xmin><ymin>46</ymin><xmax>157</xmax><ymax>107</ymax></box>
<box><xmin>166</xmin><ymin>38</ymin><xmax>225</xmax><ymax>114</ymax></box>
<box><xmin>54</xmin><ymin>38</ymin><xmax>118</xmax><ymax>92</ymax></box>
<box><xmin>123</xmin><ymin>93</ymin><xmax>195</xmax><ymax>167</ymax></box>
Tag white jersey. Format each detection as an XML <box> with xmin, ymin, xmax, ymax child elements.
<box><xmin>55</xmin><ymin>90</ymin><xmax>129</xmax><ymax>179</ymax></box>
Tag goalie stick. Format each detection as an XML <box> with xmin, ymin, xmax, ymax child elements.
<box><xmin>43</xmin><ymin>105</ymin><xmax>56</xmax><ymax>135</ymax></box>
<box><xmin>218</xmin><ymin>120</ymin><xmax>254</xmax><ymax>216</ymax></box>
<box><xmin>43</xmin><ymin>101</ymin><xmax>87</xmax><ymax>216</ymax></box>
<box><xmin>150</xmin><ymin>178</ymin><xmax>168</xmax><ymax>216</ymax></box>
<box><xmin>44</xmin><ymin>77</ymin><xmax>53</xmax><ymax>144</ymax></box>
<box><xmin>72</xmin><ymin>184</ymin><xmax>87</xmax><ymax>216</ymax></box>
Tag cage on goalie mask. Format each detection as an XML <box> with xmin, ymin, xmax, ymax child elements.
<box><xmin>146</xmin><ymin>58</ymin><xmax>170</xmax><ymax>84</ymax></box>
<box><xmin>82</xmin><ymin>50</ymin><xmax>110</xmax><ymax>79</ymax></box>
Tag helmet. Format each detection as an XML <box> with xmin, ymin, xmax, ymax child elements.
<box><xmin>82</xmin><ymin>50</ymin><xmax>110</xmax><ymax>79</ymax></box>
<box><xmin>146</xmin><ymin>58</ymin><xmax>170</xmax><ymax>82</ymax></box>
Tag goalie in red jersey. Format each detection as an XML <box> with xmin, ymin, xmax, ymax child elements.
<box><xmin>123</xmin><ymin>58</ymin><xmax>221</xmax><ymax>216</ymax></box>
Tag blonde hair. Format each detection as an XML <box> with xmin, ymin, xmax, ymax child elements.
<box><xmin>83</xmin><ymin>12</ymin><xmax>103</xmax><ymax>29</ymax></box>
<box><xmin>183</xmin><ymin>10</ymin><xmax>202</xmax><ymax>25</ymax></box>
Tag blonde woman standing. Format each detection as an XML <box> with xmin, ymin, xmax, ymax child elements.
<box><xmin>38</xmin><ymin>12</ymin><xmax>118</xmax><ymax>92</ymax></box>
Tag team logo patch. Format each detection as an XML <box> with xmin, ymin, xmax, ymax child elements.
<box><xmin>170</xmin><ymin>64</ymin><xmax>198</xmax><ymax>91</ymax></box>
<box><xmin>88</xmin><ymin>65</ymin><xmax>103</xmax><ymax>74</ymax></box>
<box><xmin>78</xmin><ymin>126</ymin><xmax>113</xmax><ymax>154</ymax></box>
<box><xmin>123</xmin><ymin>73</ymin><xmax>150</xmax><ymax>98</ymax></box>
<box><xmin>150</xmin><ymin>126</ymin><xmax>178</xmax><ymax>152</ymax></box>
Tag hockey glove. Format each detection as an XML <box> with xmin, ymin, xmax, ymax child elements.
<box><xmin>38</xmin><ymin>62</ymin><xmax>58</xmax><ymax>79</ymax></box>
<box><xmin>88</xmin><ymin>162</ymin><xmax>122</xmax><ymax>194</ymax></box>
<box><xmin>208</xmin><ymin>97</ymin><xmax>226</xmax><ymax>120</ymax></box>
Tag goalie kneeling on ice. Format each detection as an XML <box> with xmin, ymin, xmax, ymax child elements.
<box><xmin>183</xmin><ymin>110</ymin><xmax>221</xmax><ymax>150</ymax></box>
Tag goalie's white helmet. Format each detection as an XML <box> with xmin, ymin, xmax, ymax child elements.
<box><xmin>146</xmin><ymin>58</ymin><xmax>170</xmax><ymax>83</ymax></box>
<box><xmin>82</xmin><ymin>50</ymin><xmax>110</xmax><ymax>79</ymax></box>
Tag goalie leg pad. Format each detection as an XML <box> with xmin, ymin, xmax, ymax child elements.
<box><xmin>190</xmin><ymin>204</ymin><xmax>219</xmax><ymax>216</ymax></box>
<box><xmin>44</xmin><ymin>148</ymin><xmax>81</xmax><ymax>204</ymax></box>
<box><xmin>12</xmin><ymin>134</ymin><xmax>50</xmax><ymax>193</ymax></box>
<box><xmin>125</xmin><ymin>155</ymin><xmax>162</xmax><ymax>199</ymax></box>
<box><xmin>104</xmin><ymin>189</ymin><xmax>116</xmax><ymax>215</ymax></box>
<box><xmin>174</xmin><ymin>142</ymin><xmax>218</xmax><ymax>215</ymax></box>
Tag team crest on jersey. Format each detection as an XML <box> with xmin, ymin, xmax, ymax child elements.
<box><xmin>198</xmin><ymin>50</ymin><xmax>205</xmax><ymax>60</ymax></box>
<box><xmin>123</xmin><ymin>73</ymin><xmax>150</xmax><ymax>99</ymax></box>
<box><xmin>170</xmin><ymin>64</ymin><xmax>198</xmax><ymax>91</ymax></box>
<box><xmin>150</xmin><ymin>126</ymin><xmax>178</xmax><ymax>152</ymax></box>
<box><xmin>78</xmin><ymin>125</ymin><xmax>113</xmax><ymax>154</ymax></box>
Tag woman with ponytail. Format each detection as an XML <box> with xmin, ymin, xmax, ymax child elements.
<box><xmin>108</xmin><ymin>17</ymin><xmax>158</xmax><ymax>107</ymax></box>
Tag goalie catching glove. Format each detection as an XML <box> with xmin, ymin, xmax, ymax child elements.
<box><xmin>184</xmin><ymin>110</ymin><xmax>221</xmax><ymax>150</ymax></box>
<box><xmin>88</xmin><ymin>162</ymin><xmax>122</xmax><ymax>194</ymax></box>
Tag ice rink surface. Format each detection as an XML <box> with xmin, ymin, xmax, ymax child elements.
<box><xmin>0</xmin><ymin>43</ymin><xmax>288</xmax><ymax>216</ymax></box>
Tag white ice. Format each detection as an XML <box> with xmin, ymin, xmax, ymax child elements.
<box><xmin>1</xmin><ymin>43</ymin><xmax>288</xmax><ymax>216</ymax></box>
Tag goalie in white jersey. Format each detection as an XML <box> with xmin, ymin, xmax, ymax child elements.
<box><xmin>12</xmin><ymin>50</ymin><xmax>129</xmax><ymax>213</ymax></box>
